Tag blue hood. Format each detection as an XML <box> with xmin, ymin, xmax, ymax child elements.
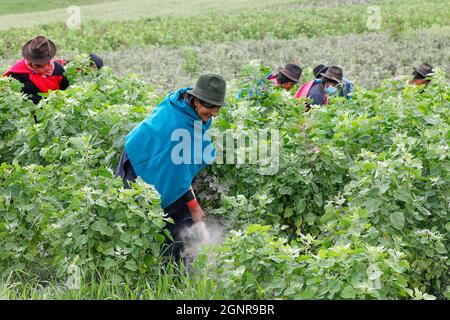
<box><xmin>125</xmin><ymin>88</ymin><xmax>216</xmax><ymax>208</ymax></box>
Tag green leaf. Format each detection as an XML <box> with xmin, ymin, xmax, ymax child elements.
<box><xmin>341</xmin><ymin>286</ymin><xmax>357</xmax><ymax>299</ymax></box>
<box><xmin>125</xmin><ymin>260</ymin><xmax>138</xmax><ymax>272</ymax></box>
<box><xmin>394</xmin><ymin>187</ymin><xmax>413</xmax><ymax>203</ymax></box>
<box><xmin>314</xmin><ymin>193</ymin><xmax>323</xmax><ymax>207</ymax></box>
<box><xmin>296</xmin><ymin>198</ymin><xmax>306</xmax><ymax>213</ymax></box>
<box><xmin>279</xmin><ymin>185</ymin><xmax>293</xmax><ymax>195</ymax></box>
<box><xmin>304</xmin><ymin>212</ymin><xmax>316</xmax><ymax>225</ymax></box>
<box><xmin>91</xmin><ymin>219</ymin><xmax>113</xmax><ymax>236</ymax></box>
<box><xmin>367</xmin><ymin>264</ymin><xmax>382</xmax><ymax>280</ymax></box>
<box><xmin>103</xmin><ymin>257</ymin><xmax>117</xmax><ymax>270</ymax></box>
<box><xmin>247</xmin><ymin>224</ymin><xmax>262</xmax><ymax>235</ymax></box>
<box><xmin>299</xmin><ymin>286</ymin><xmax>316</xmax><ymax>299</ymax></box>
<box><xmin>365</xmin><ymin>198</ymin><xmax>382</xmax><ymax>213</ymax></box>
<box><xmin>390</xmin><ymin>212</ymin><xmax>405</xmax><ymax>230</ymax></box>
<box><xmin>120</xmin><ymin>233</ymin><xmax>131</xmax><ymax>244</ymax></box>
<box><xmin>284</xmin><ymin>208</ymin><xmax>294</xmax><ymax>218</ymax></box>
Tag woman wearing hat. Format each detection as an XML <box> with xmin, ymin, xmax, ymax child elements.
<box><xmin>267</xmin><ymin>63</ymin><xmax>302</xmax><ymax>91</ymax></box>
<box><xmin>3</xmin><ymin>36</ymin><xmax>69</xmax><ymax>105</ymax></box>
<box><xmin>410</xmin><ymin>63</ymin><xmax>433</xmax><ymax>86</ymax></box>
<box><xmin>115</xmin><ymin>74</ymin><xmax>227</xmax><ymax>259</ymax></box>
<box><xmin>295</xmin><ymin>65</ymin><xmax>343</xmax><ymax>110</ymax></box>
<box><xmin>312</xmin><ymin>64</ymin><xmax>353</xmax><ymax>100</ymax></box>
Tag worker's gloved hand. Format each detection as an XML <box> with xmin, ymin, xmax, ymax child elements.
<box><xmin>190</xmin><ymin>206</ymin><xmax>205</xmax><ymax>223</ymax></box>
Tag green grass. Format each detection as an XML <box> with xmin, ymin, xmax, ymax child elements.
<box><xmin>0</xmin><ymin>263</ymin><xmax>226</xmax><ymax>300</ymax></box>
<box><xmin>0</xmin><ymin>0</ymin><xmax>119</xmax><ymax>15</ymax></box>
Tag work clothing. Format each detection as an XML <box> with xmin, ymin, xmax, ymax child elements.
<box><xmin>124</xmin><ymin>87</ymin><xmax>215</xmax><ymax>209</ymax></box>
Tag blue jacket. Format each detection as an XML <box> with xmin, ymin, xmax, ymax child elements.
<box><xmin>125</xmin><ymin>88</ymin><xmax>216</xmax><ymax>208</ymax></box>
<box><xmin>340</xmin><ymin>77</ymin><xmax>353</xmax><ymax>100</ymax></box>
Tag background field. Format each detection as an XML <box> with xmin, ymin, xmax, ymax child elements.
<box><xmin>0</xmin><ymin>0</ymin><xmax>302</xmax><ymax>28</ymax></box>
<box><xmin>1</xmin><ymin>0</ymin><xmax>449</xmax><ymax>92</ymax></box>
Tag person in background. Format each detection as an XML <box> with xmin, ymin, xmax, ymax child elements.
<box><xmin>295</xmin><ymin>65</ymin><xmax>343</xmax><ymax>110</ymax></box>
<box><xmin>312</xmin><ymin>64</ymin><xmax>353</xmax><ymax>99</ymax></box>
<box><xmin>236</xmin><ymin>62</ymin><xmax>302</xmax><ymax>99</ymax></box>
<box><xmin>3</xmin><ymin>35</ymin><xmax>69</xmax><ymax>105</ymax></box>
<box><xmin>87</xmin><ymin>53</ymin><xmax>104</xmax><ymax>71</ymax></box>
<box><xmin>409</xmin><ymin>63</ymin><xmax>433</xmax><ymax>86</ymax></box>
<box><xmin>115</xmin><ymin>74</ymin><xmax>227</xmax><ymax>260</ymax></box>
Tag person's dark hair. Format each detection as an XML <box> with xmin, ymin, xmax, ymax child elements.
<box><xmin>322</xmin><ymin>77</ymin><xmax>339</xmax><ymax>86</ymax></box>
<box><xmin>276</xmin><ymin>72</ymin><xmax>294</xmax><ymax>85</ymax></box>
<box><xmin>183</xmin><ymin>92</ymin><xmax>220</xmax><ymax>109</ymax></box>
<box><xmin>183</xmin><ymin>92</ymin><xmax>195</xmax><ymax>106</ymax></box>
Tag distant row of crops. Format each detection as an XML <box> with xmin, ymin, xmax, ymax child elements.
<box><xmin>0</xmin><ymin>0</ymin><xmax>448</xmax><ymax>58</ymax></box>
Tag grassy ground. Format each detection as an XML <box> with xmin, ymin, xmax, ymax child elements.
<box><xmin>0</xmin><ymin>265</ymin><xmax>225</xmax><ymax>300</ymax></box>
<box><xmin>0</xmin><ymin>0</ymin><xmax>119</xmax><ymax>15</ymax></box>
<box><xmin>0</xmin><ymin>0</ymin><xmax>304</xmax><ymax>29</ymax></box>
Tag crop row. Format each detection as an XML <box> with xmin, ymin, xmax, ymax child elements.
<box><xmin>102</xmin><ymin>26</ymin><xmax>449</xmax><ymax>92</ymax></box>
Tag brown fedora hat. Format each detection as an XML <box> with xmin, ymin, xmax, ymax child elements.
<box><xmin>320</xmin><ymin>65</ymin><xmax>343</xmax><ymax>84</ymax></box>
<box><xmin>22</xmin><ymin>36</ymin><xmax>57</xmax><ymax>64</ymax></box>
<box><xmin>278</xmin><ymin>63</ymin><xmax>302</xmax><ymax>83</ymax></box>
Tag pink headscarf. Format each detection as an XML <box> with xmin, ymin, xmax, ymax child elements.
<box><xmin>25</xmin><ymin>59</ymin><xmax>55</xmax><ymax>76</ymax></box>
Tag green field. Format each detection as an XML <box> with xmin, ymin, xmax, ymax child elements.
<box><xmin>0</xmin><ymin>0</ymin><xmax>302</xmax><ymax>29</ymax></box>
<box><xmin>0</xmin><ymin>0</ymin><xmax>449</xmax><ymax>300</ymax></box>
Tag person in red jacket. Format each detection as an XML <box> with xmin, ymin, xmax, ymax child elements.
<box><xmin>3</xmin><ymin>36</ymin><xmax>69</xmax><ymax>105</ymax></box>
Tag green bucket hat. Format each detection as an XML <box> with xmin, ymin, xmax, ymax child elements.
<box><xmin>187</xmin><ymin>74</ymin><xmax>228</xmax><ymax>107</ymax></box>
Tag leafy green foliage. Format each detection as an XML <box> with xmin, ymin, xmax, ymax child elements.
<box><xmin>0</xmin><ymin>58</ymin><xmax>167</xmax><ymax>283</ymax></box>
<box><xmin>0</xmin><ymin>56</ymin><xmax>155</xmax><ymax>167</ymax></box>
<box><xmin>0</xmin><ymin>57</ymin><xmax>448</xmax><ymax>299</ymax></box>
<box><xmin>0</xmin><ymin>163</ymin><xmax>166</xmax><ymax>283</ymax></box>
<box><xmin>196</xmin><ymin>63</ymin><xmax>449</xmax><ymax>297</ymax></box>
<box><xmin>194</xmin><ymin>224</ymin><xmax>412</xmax><ymax>299</ymax></box>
